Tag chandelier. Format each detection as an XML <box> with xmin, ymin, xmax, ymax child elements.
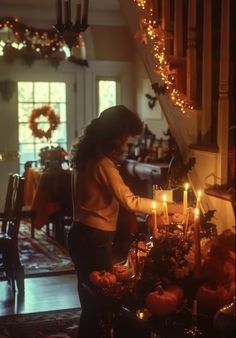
<box><xmin>54</xmin><ymin>0</ymin><xmax>89</xmax><ymax>50</ymax></box>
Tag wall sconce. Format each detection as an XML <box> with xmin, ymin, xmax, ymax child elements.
<box><xmin>53</xmin><ymin>0</ymin><xmax>89</xmax><ymax>50</ymax></box>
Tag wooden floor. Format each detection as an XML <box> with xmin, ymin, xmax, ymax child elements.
<box><xmin>0</xmin><ymin>273</ymin><xmax>81</xmax><ymax>317</ymax></box>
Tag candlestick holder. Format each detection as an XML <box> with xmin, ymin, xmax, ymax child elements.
<box><xmin>53</xmin><ymin>0</ymin><xmax>89</xmax><ymax>50</ymax></box>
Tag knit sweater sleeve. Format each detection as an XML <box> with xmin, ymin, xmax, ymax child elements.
<box><xmin>95</xmin><ymin>157</ymin><xmax>162</xmax><ymax>215</ymax></box>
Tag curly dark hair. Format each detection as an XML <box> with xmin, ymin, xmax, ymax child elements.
<box><xmin>70</xmin><ymin>105</ymin><xmax>143</xmax><ymax>169</ymax></box>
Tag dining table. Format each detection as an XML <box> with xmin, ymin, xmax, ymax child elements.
<box><xmin>23</xmin><ymin>166</ymin><xmax>72</xmax><ymax>242</ymax></box>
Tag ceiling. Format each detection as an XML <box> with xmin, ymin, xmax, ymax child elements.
<box><xmin>0</xmin><ymin>0</ymin><xmax>124</xmax><ymax>28</ymax></box>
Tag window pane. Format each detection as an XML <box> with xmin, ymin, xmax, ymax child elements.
<box><xmin>50</xmin><ymin>82</ymin><xmax>66</xmax><ymax>102</ymax></box>
<box><xmin>51</xmin><ymin>103</ymin><xmax>66</xmax><ymax>121</ymax></box>
<box><xmin>34</xmin><ymin>82</ymin><xmax>49</xmax><ymax>102</ymax></box>
<box><xmin>19</xmin><ymin>123</ymin><xmax>33</xmax><ymax>143</ymax></box>
<box><xmin>98</xmin><ymin>80</ymin><xmax>117</xmax><ymax>114</ymax></box>
<box><xmin>18</xmin><ymin>82</ymin><xmax>33</xmax><ymax>102</ymax></box>
<box><xmin>19</xmin><ymin>144</ymin><xmax>37</xmax><ymax>163</ymax></box>
<box><xmin>18</xmin><ymin>103</ymin><xmax>34</xmax><ymax>122</ymax></box>
<box><xmin>51</xmin><ymin>123</ymin><xmax>67</xmax><ymax>143</ymax></box>
<box><xmin>18</xmin><ymin>81</ymin><xmax>68</xmax><ymax>174</ymax></box>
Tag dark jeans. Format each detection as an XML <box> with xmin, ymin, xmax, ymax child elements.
<box><xmin>67</xmin><ymin>221</ymin><xmax>115</xmax><ymax>338</ymax></box>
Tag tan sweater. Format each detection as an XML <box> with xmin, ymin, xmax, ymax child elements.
<box><xmin>72</xmin><ymin>156</ymin><xmax>162</xmax><ymax>231</ymax></box>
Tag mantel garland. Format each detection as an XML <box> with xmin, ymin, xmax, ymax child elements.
<box><xmin>0</xmin><ymin>16</ymin><xmax>88</xmax><ymax>67</ymax></box>
<box><xmin>29</xmin><ymin>105</ymin><xmax>60</xmax><ymax>140</ymax></box>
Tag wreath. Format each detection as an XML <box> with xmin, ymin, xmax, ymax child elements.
<box><xmin>29</xmin><ymin>105</ymin><xmax>60</xmax><ymax>139</ymax></box>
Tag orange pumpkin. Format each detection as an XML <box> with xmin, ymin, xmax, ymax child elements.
<box><xmin>89</xmin><ymin>270</ymin><xmax>117</xmax><ymax>287</ymax></box>
<box><xmin>167</xmin><ymin>285</ymin><xmax>184</xmax><ymax>308</ymax></box>
<box><xmin>196</xmin><ymin>284</ymin><xmax>234</xmax><ymax>314</ymax></box>
<box><xmin>145</xmin><ymin>287</ymin><xmax>178</xmax><ymax>316</ymax></box>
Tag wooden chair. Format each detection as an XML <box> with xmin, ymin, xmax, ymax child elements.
<box><xmin>0</xmin><ymin>174</ymin><xmax>25</xmax><ymax>293</ymax></box>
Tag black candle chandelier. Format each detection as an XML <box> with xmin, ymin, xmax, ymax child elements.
<box><xmin>53</xmin><ymin>0</ymin><xmax>89</xmax><ymax>50</ymax></box>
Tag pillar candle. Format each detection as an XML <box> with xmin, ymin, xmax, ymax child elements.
<box><xmin>162</xmin><ymin>194</ymin><xmax>169</xmax><ymax>225</ymax></box>
<box><xmin>183</xmin><ymin>183</ymin><xmax>189</xmax><ymax>215</ymax></box>
<box><xmin>194</xmin><ymin>208</ymin><xmax>201</xmax><ymax>279</ymax></box>
<box><xmin>196</xmin><ymin>190</ymin><xmax>202</xmax><ymax>210</ymax></box>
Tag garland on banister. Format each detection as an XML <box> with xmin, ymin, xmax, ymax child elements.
<box><xmin>0</xmin><ymin>16</ymin><xmax>88</xmax><ymax>67</ymax></box>
<box><xmin>133</xmin><ymin>1</ymin><xmax>193</xmax><ymax>113</ymax></box>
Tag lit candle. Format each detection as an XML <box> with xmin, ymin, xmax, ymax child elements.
<box><xmin>162</xmin><ymin>194</ymin><xmax>169</xmax><ymax>225</ymax></box>
<box><xmin>194</xmin><ymin>208</ymin><xmax>201</xmax><ymax>279</ymax></box>
<box><xmin>184</xmin><ymin>207</ymin><xmax>190</xmax><ymax>234</ymax></box>
<box><xmin>183</xmin><ymin>183</ymin><xmax>189</xmax><ymax>215</ymax></box>
<box><xmin>152</xmin><ymin>200</ymin><xmax>158</xmax><ymax>238</ymax></box>
<box><xmin>196</xmin><ymin>190</ymin><xmax>202</xmax><ymax>210</ymax></box>
<box><xmin>80</xmin><ymin>41</ymin><xmax>86</xmax><ymax>60</ymax></box>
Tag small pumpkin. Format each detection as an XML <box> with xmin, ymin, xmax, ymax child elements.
<box><xmin>145</xmin><ymin>286</ymin><xmax>178</xmax><ymax>316</ymax></box>
<box><xmin>167</xmin><ymin>285</ymin><xmax>184</xmax><ymax>308</ymax></box>
<box><xmin>89</xmin><ymin>270</ymin><xmax>117</xmax><ymax>287</ymax></box>
<box><xmin>196</xmin><ymin>284</ymin><xmax>234</xmax><ymax>314</ymax></box>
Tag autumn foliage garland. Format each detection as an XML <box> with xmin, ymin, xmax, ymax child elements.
<box><xmin>29</xmin><ymin>105</ymin><xmax>60</xmax><ymax>139</ymax></box>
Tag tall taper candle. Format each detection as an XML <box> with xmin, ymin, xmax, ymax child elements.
<box><xmin>194</xmin><ymin>208</ymin><xmax>201</xmax><ymax>279</ymax></box>
<box><xmin>64</xmin><ymin>0</ymin><xmax>71</xmax><ymax>25</ymax></box>
<box><xmin>162</xmin><ymin>194</ymin><xmax>169</xmax><ymax>225</ymax></box>
<box><xmin>152</xmin><ymin>201</ymin><xmax>158</xmax><ymax>238</ymax></box>
<box><xmin>196</xmin><ymin>190</ymin><xmax>202</xmax><ymax>210</ymax></box>
<box><xmin>76</xmin><ymin>2</ymin><xmax>82</xmax><ymax>25</ymax></box>
<box><xmin>82</xmin><ymin>0</ymin><xmax>89</xmax><ymax>26</ymax></box>
<box><xmin>56</xmin><ymin>0</ymin><xmax>63</xmax><ymax>25</ymax></box>
<box><xmin>183</xmin><ymin>183</ymin><xmax>189</xmax><ymax>215</ymax></box>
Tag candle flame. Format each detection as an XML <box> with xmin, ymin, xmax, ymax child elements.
<box><xmin>197</xmin><ymin>190</ymin><xmax>202</xmax><ymax>198</ymax></box>
<box><xmin>162</xmin><ymin>194</ymin><xmax>167</xmax><ymax>202</ymax></box>
<box><xmin>152</xmin><ymin>201</ymin><xmax>157</xmax><ymax>210</ymax></box>
<box><xmin>194</xmin><ymin>208</ymin><xmax>200</xmax><ymax>216</ymax></box>
<box><xmin>184</xmin><ymin>183</ymin><xmax>190</xmax><ymax>191</ymax></box>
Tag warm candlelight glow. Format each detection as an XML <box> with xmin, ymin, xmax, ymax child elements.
<box><xmin>184</xmin><ymin>183</ymin><xmax>190</xmax><ymax>191</ymax></box>
<box><xmin>196</xmin><ymin>190</ymin><xmax>202</xmax><ymax>210</ymax></box>
<box><xmin>152</xmin><ymin>200</ymin><xmax>157</xmax><ymax>210</ymax></box>
<box><xmin>183</xmin><ymin>183</ymin><xmax>189</xmax><ymax>215</ymax></box>
<box><xmin>194</xmin><ymin>208</ymin><xmax>201</xmax><ymax>279</ymax></box>
<box><xmin>162</xmin><ymin>194</ymin><xmax>169</xmax><ymax>225</ymax></box>
<box><xmin>152</xmin><ymin>200</ymin><xmax>158</xmax><ymax>238</ymax></box>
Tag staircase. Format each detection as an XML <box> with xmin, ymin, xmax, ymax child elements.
<box><xmin>119</xmin><ymin>0</ymin><xmax>235</xmax><ymax>232</ymax></box>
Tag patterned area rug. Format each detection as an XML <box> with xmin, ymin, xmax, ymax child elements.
<box><xmin>0</xmin><ymin>308</ymin><xmax>80</xmax><ymax>338</ymax></box>
<box><xmin>18</xmin><ymin>223</ymin><xmax>75</xmax><ymax>277</ymax></box>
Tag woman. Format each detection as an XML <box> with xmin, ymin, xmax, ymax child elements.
<box><xmin>67</xmin><ymin>105</ymin><xmax>180</xmax><ymax>338</ymax></box>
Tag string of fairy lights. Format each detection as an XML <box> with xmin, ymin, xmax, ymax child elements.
<box><xmin>133</xmin><ymin>0</ymin><xmax>193</xmax><ymax>113</ymax></box>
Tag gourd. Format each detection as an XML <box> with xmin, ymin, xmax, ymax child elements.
<box><xmin>145</xmin><ymin>286</ymin><xmax>181</xmax><ymax>316</ymax></box>
<box><xmin>89</xmin><ymin>270</ymin><xmax>117</xmax><ymax>287</ymax></box>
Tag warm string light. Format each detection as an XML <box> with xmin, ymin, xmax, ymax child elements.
<box><xmin>0</xmin><ymin>16</ymin><xmax>88</xmax><ymax>66</ymax></box>
<box><xmin>133</xmin><ymin>1</ymin><xmax>193</xmax><ymax>113</ymax></box>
